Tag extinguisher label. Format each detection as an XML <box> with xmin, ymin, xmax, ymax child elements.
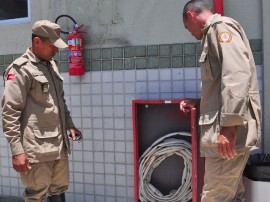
<box><xmin>70</xmin><ymin>57</ymin><xmax>83</xmax><ymax>63</ymax></box>
<box><xmin>69</xmin><ymin>51</ymin><xmax>82</xmax><ymax>57</ymax></box>
<box><xmin>68</xmin><ymin>39</ymin><xmax>82</xmax><ymax>47</ymax></box>
<box><xmin>69</xmin><ymin>63</ymin><xmax>83</xmax><ymax>68</ymax></box>
<box><xmin>70</xmin><ymin>46</ymin><xmax>81</xmax><ymax>51</ymax></box>
<box><xmin>74</xmin><ymin>38</ymin><xmax>82</xmax><ymax>46</ymax></box>
<box><xmin>68</xmin><ymin>40</ymin><xmax>75</xmax><ymax>46</ymax></box>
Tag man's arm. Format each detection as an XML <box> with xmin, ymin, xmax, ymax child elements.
<box><xmin>60</xmin><ymin>88</ymin><xmax>83</xmax><ymax>142</ymax></box>
<box><xmin>210</xmin><ymin>22</ymin><xmax>252</xmax><ymax>159</ymax></box>
<box><xmin>2</xmin><ymin>65</ymin><xmax>32</xmax><ymax>173</ymax></box>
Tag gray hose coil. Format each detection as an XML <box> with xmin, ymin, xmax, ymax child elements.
<box><xmin>139</xmin><ymin>132</ymin><xmax>192</xmax><ymax>202</ymax></box>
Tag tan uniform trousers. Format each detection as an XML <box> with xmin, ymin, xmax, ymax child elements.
<box><xmin>21</xmin><ymin>158</ymin><xmax>69</xmax><ymax>202</ymax></box>
<box><xmin>201</xmin><ymin>150</ymin><xmax>251</xmax><ymax>202</ymax></box>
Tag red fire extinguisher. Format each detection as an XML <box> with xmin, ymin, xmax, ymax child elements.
<box><xmin>68</xmin><ymin>24</ymin><xmax>87</xmax><ymax>76</ymax></box>
<box><xmin>55</xmin><ymin>15</ymin><xmax>88</xmax><ymax>76</ymax></box>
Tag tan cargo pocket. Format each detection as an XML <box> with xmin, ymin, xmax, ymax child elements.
<box><xmin>229</xmin><ymin>71</ymin><xmax>250</xmax><ymax>98</ymax></box>
<box><xmin>199</xmin><ymin>111</ymin><xmax>220</xmax><ymax>144</ymax></box>
<box><xmin>199</xmin><ymin>50</ymin><xmax>214</xmax><ymax>81</ymax></box>
<box><xmin>33</xmin><ymin>127</ymin><xmax>60</xmax><ymax>155</ymax></box>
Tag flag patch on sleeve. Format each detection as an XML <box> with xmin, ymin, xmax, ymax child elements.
<box><xmin>7</xmin><ymin>73</ymin><xmax>16</xmax><ymax>81</ymax></box>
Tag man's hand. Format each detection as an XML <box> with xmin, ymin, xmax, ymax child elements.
<box><xmin>180</xmin><ymin>98</ymin><xmax>200</xmax><ymax>113</ymax></box>
<box><xmin>69</xmin><ymin>127</ymin><xmax>83</xmax><ymax>143</ymax></box>
<box><xmin>12</xmin><ymin>153</ymin><xmax>31</xmax><ymax>174</ymax></box>
<box><xmin>217</xmin><ymin>126</ymin><xmax>237</xmax><ymax>160</ymax></box>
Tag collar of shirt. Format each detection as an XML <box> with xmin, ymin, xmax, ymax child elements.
<box><xmin>201</xmin><ymin>14</ymin><xmax>221</xmax><ymax>34</ymax></box>
<box><xmin>25</xmin><ymin>48</ymin><xmax>54</xmax><ymax>67</ymax></box>
<box><xmin>23</xmin><ymin>48</ymin><xmax>63</xmax><ymax>80</ymax></box>
<box><xmin>24</xmin><ymin>47</ymin><xmax>41</xmax><ymax>64</ymax></box>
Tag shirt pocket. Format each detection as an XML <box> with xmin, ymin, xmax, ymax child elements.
<box><xmin>199</xmin><ymin>111</ymin><xmax>220</xmax><ymax>144</ymax></box>
<box><xmin>199</xmin><ymin>50</ymin><xmax>214</xmax><ymax>81</ymax></box>
<box><xmin>32</xmin><ymin>73</ymin><xmax>52</xmax><ymax>101</ymax></box>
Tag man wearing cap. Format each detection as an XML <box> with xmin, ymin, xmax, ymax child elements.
<box><xmin>2</xmin><ymin>20</ymin><xmax>82</xmax><ymax>202</ymax></box>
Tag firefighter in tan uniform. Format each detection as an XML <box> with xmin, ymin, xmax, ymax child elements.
<box><xmin>180</xmin><ymin>1</ymin><xmax>261</xmax><ymax>201</ymax></box>
<box><xmin>1</xmin><ymin>20</ymin><xmax>83</xmax><ymax>202</ymax></box>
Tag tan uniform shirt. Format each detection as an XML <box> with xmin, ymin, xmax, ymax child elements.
<box><xmin>198</xmin><ymin>14</ymin><xmax>261</xmax><ymax>157</ymax></box>
<box><xmin>2</xmin><ymin>48</ymin><xmax>74</xmax><ymax>163</ymax></box>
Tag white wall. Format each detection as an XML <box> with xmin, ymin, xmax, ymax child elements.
<box><xmin>0</xmin><ymin>0</ymin><xmax>263</xmax><ymax>54</ymax></box>
<box><xmin>224</xmin><ymin>0</ymin><xmax>262</xmax><ymax>39</ymax></box>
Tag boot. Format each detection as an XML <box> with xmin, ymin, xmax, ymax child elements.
<box><xmin>59</xmin><ymin>193</ymin><xmax>66</xmax><ymax>202</ymax></box>
<box><xmin>47</xmin><ymin>193</ymin><xmax>66</xmax><ymax>202</ymax></box>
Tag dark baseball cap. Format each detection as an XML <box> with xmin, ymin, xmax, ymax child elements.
<box><xmin>32</xmin><ymin>20</ymin><xmax>68</xmax><ymax>49</ymax></box>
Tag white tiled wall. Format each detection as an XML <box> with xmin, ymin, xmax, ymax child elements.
<box><xmin>0</xmin><ymin>65</ymin><xmax>263</xmax><ymax>202</ymax></box>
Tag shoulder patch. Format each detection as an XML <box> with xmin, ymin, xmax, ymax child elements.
<box><xmin>218</xmin><ymin>32</ymin><xmax>232</xmax><ymax>43</ymax></box>
<box><xmin>13</xmin><ymin>57</ymin><xmax>28</xmax><ymax>67</ymax></box>
<box><xmin>7</xmin><ymin>73</ymin><xmax>16</xmax><ymax>81</ymax></box>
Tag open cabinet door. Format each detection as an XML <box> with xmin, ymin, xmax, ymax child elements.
<box><xmin>132</xmin><ymin>100</ymin><xmax>204</xmax><ymax>202</ymax></box>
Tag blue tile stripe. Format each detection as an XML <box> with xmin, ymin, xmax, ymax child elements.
<box><xmin>0</xmin><ymin>39</ymin><xmax>263</xmax><ymax>74</ymax></box>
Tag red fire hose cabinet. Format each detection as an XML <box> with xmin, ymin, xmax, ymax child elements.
<box><xmin>132</xmin><ymin>100</ymin><xmax>205</xmax><ymax>202</ymax></box>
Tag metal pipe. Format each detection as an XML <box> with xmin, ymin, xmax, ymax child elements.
<box><xmin>213</xmin><ymin>0</ymin><xmax>224</xmax><ymax>15</ymax></box>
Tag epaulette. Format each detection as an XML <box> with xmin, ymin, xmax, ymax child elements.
<box><xmin>211</xmin><ymin>16</ymin><xmax>223</xmax><ymax>26</ymax></box>
<box><xmin>13</xmin><ymin>57</ymin><xmax>28</xmax><ymax>67</ymax></box>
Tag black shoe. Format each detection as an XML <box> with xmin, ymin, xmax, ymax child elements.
<box><xmin>47</xmin><ymin>193</ymin><xmax>66</xmax><ymax>202</ymax></box>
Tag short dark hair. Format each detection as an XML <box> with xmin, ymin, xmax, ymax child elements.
<box><xmin>31</xmin><ymin>34</ymin><xmax>49</xmax><ymax>43</ymax></box>
<box><xmin>183</xmin><ymin>0</ymin><xmax>212</xmax><ymax>21</ymax></box>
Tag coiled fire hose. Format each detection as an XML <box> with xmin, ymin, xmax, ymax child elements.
<box><xmin>139</xmin><ymin>132</ymin><xmax>192</xmax><ymax>202</ymax></box>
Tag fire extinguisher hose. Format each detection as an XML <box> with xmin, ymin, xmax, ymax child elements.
<box><xmin>55</xmin><ymin>15</ymin><xmax>77</xmax><ymax>34</ymax></box>
<box><xmin>139</xmin><ymin>132</ymin><xmax>192</xmax><ymax>202</ymax></box>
